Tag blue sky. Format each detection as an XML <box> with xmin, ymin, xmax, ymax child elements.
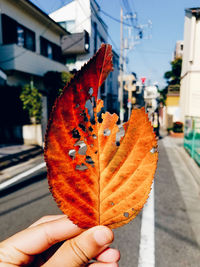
<box><xmin>30</xmin><ymin>0</ymin><xmax>200</xmax><ymax>88</ymax></box>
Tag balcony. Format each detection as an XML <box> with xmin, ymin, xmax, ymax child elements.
<box><xmin>0</xmin><ymin>44</ymin><xmax>68</xmax><ymax>76</ymax></box>
<box><xmin>61</xmin><ymin>31</ymin><xmax>89</xmax><ymax>55</ymax></box>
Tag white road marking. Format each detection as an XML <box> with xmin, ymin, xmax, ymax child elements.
<box><xmin>0</xmin><ymin>162</ymin><xmax>46</xmax><ymax>191</ymax></box>
<box><xmin>138</xmin><ymin>182</ymin><xmax>155</xmax><ymax>267</ymax></box>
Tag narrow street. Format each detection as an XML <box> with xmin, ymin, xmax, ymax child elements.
<box><xmin>0</xmin><ymin>137</ymin><xmax>200</xmax><ymax>266</ymax></box>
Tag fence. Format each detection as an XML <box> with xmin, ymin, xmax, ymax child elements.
<box><xmin>184</xmin><ymin>116</ymin><xmax>200</xmax><ymax>166</ymax></box>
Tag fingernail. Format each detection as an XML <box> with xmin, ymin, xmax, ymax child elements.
<box><xmin>93</xmin><ymin>227</ymin><xmax>113</xmax><ymax>246</ymax></box>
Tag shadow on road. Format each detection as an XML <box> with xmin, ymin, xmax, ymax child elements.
<box><xmin>155</xmin><ymin>221</ymin><xmax>199</xmax><ymax>249</ymax></box>
<box><xmin>0</xmin><ymin>191</ymin><xmax>50</xmax><ymax>217</ymax></box>
<box><xmin>0</xmin><ymin>171</ymin><xmax>47</xmax><ymax>198</ymax></box>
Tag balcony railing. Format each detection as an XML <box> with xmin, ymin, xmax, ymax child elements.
<box><xmin>184</xmin><ymin>116</ymin><xmax>200</xmax><ymax>166</ymax></box>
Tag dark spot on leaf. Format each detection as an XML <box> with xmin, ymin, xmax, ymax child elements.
<box><xmin>79</xmin><ymin>123</ymin><xmax>86</xmax><ymax>132</ymax></box>
<box><xmin>95</xmin><ymin>151</ymin><xmax>98</xmax><ymax>154</ymax></box>
<box><xmin>91</xmin><ymin>118</ymin><xmax>95</xmax><ymax>125</ymax></box>
<box><xmin>80</xmin><ymin>111</ymin><xmax>89</xmax><ymax>122</ymax></box>
<box><xmin>124</xmin><ymin>212</ymin><xmax>129</xmax><ymax>218</ymax></box>
<box><xmin>98</xmin><ymin>115</ymin><xmax>103</xmax><ymax>123</ymax></box>
<box><xmin>116</xmin><ymin>141</ymin><xmax>120</xmax><ymax>146</ymax></box>
<box><xmin>92</xmin><ymin>134</ymin><xmax>97</xmax><ymax>139</ymax></box>
<box><xmin>104</xmin><ymin>129</ymin><xmax>111</xmax><ymax>136</ymax></box>
<box><xmin>72</xmin><ymin>128</ymin><xmax>80</xmax><ymax>139</ymax></box>
<box><xmin>85</xmin><ymin>156</ymin><xmax>95</xmax><ymax>165</ymax></box>
<box><xmin>76</xmin><ymin>163</ymin><xmax>88</xmax><ymax>171</ymax></box>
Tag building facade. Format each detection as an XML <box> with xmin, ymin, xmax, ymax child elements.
<box><xmin>0</xmin><ymin>0</ymin><xmax>69</xmax><ymax>87</ymax></box>
<box><xmin>180</xmin><ymin>8</ymin><xmax>200</xmax><ymax>121</ymax></box>
<box><xmin>50</xmin><ymin>0</ymin><xmax>120</xmax><ymax>114</ymax></box>
<box><xmin>49</xmin><ymin>0</ymin><xmax>108</xmax><ymax>71</ymax></box>
<box><xmin>0</xmin><ymin>0</ymin><xmax>69</xmax><ymax>144</ymax></box>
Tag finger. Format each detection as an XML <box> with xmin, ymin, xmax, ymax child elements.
<box><xmin>43</xmin><ymin>226</ymin><xmax>114</xmax><ymax>267</ymax></box>
<box><xmin>2</xmin><ymin>217</ymin><xmax>83</xmax><ymax>255</ymax></box>
<box><xmin>96</xmin><ymin>248</ymin><xmax>120</xmax><ymax>263</ymax></box>
<box><xmin>29</xmin><ymin>215</ymin><xmax>66</xmax><ymax>228</ymax></box>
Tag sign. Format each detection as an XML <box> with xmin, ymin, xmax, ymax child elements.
<box><xmin>141</xmin><ymin>77</ymin><xmax>146</xmax><ymax>84</ymax></box>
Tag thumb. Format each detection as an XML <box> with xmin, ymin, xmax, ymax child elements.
<box><xmin>44</xmin><ymin>226</ymin><xmax>114</xmax><ymax>267</ymax></box>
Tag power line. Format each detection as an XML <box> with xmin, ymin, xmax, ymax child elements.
<box><xmin>100</xmin><ymin>9</ymin><xmax>134</xmax><ymax>27</ymax></box>
<box><xmin>129</xmin><ymin>0</ymin><xmax>137</xmax><ymax>14</ymax></box>
<box><xmin>87</xmin><ymin>3</ymin><xmax>120</xmax><ymax>51</ymax></box>
<box><xmin>122</xmin><ymin>0</ymin><xmax>138</xmax><ymax>28</ymax></box>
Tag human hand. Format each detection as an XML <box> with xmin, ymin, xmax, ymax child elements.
<box><xmin>0</xmin><ymin>215</ymin><xmax>120</xmax><ymax>266</ymax></box>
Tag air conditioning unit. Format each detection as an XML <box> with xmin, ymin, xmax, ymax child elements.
<box><xmin>61</xmin><ymin>30</ymin><xmax>89</xmax><ymax>55</ymax></box>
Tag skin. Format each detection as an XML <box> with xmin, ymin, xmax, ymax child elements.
<box><xmin>0</xmin><ymin>215</ymin><xmax>120</xmax><ymax>266</ymax></box>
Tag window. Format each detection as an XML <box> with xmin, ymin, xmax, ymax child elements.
<box><xmin>17</xmin><ymin>25</ymin><xmax>25</xmax><ymax>47</ymax></box>
<box><xmin>40</xmin><ymin>37</ymin><xmax>62</xmax><ymax>62</ymax></box>
<box><xmin>2</xmin><ymin>14</ymin><xmax>35</xmax><ymax>52</ymax></box>
<box><xmin>58</xmin><ymin>20</ymin><xmax>75</xmax><ymax>33</ymax></box>
<box><xmin>47</xmin><ymin>43</ymin><xmax>53</xmax><ymax>59</ymax></box>
<box><xmin>2</xmin><ymin>14</ymin><xmax>17</xmax><ymax>44</ymax></box>
<box><xmin>180</xmin><ymin>44</ymin><xmax>184</xmax><ymax>50</ymax></box>
<box><xmin>25</xmin><ymin>29</ymin><xmax>35</xmax><ymax>51</ymax></box>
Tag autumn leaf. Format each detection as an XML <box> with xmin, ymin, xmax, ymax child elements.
<box><xmin>44</xmin><ymin>44</ymin><xmax>158</xmax><ymax>229</ymax></box>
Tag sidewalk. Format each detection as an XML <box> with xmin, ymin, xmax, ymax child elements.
<box><xmin>162</xmin><ymin>135</ymin><xmax>200</xmax><ymax>247</ymax></box>
<box><xmin>0</xmin><ymin>144</ymin><xmax>45</xmax><ymax>192</ymax></box>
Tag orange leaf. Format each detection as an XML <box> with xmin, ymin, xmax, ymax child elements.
<box><xmin>44</xmin><ymin>44</ymin><xmax>158</xmax><ymax>229</ymax></box>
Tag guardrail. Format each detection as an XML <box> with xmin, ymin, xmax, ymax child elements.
<box><xmin>184</xmin><ymin>116</ymin><xmax>200</xmax><ymax>166</ymax></box>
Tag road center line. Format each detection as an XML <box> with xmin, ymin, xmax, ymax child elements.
<box><xmin>138</xmin><ymin>182</ymin><xmax>155</xmax><ymax>267</ymax></box>
<box><xmin>0</xmin><ymin>162</ymin><xmax>46</xmax><ymax>191</ymax></box>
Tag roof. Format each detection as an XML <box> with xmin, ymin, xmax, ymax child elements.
<box><xmin>21</xmin><ymin>0</ymin><xmax>70</xmax><ymax>35</ymax></box>
<box><xmin>185</xmin><ymin>8</ymin><xmax>200</xmax><ymax>18</ymax></box>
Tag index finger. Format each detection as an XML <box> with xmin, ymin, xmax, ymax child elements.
<box><xmin>2</xmin><ymin>216</ymin><xmax>83</xmax><ymax>255</ymax></box>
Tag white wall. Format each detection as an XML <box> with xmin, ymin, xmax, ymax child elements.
<box><xmin>167</xmin><ymin>106</ymin><xmax>180</xmax><ymax>122</ymax></box>
<box><xmin>0</xmin><ymin>0</ymin><xmax>63</xmax><ymax>49</ymax></box>
<box><xmin>0</xmin><ymin>0</ymin><xmax>68</xmax><ymax>81</ymax></box>
<box><xmin>180</xmin><ymin>10</ymin><xmax>200</xmax><ymax>121</ymax></box>
<box><xmin>50</xmin><ymin>0</ymin><xmax>108</xmax><ymax>71</ymax></box>
<box><xmin>0</xmin><ymin>44</ymin><xmax>68</xmax><ymax>78</ymax></box>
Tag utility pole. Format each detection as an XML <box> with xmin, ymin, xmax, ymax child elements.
<box><xmin>119</xmin><ymin>8</ymin><xmax>124</xmax><ymax>123</ymax></box>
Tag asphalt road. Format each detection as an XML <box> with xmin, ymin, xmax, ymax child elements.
<box><xmin>0</xmin><ymin>140</ymin><xmax>200</xmax><ymax>266</ymax></box>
